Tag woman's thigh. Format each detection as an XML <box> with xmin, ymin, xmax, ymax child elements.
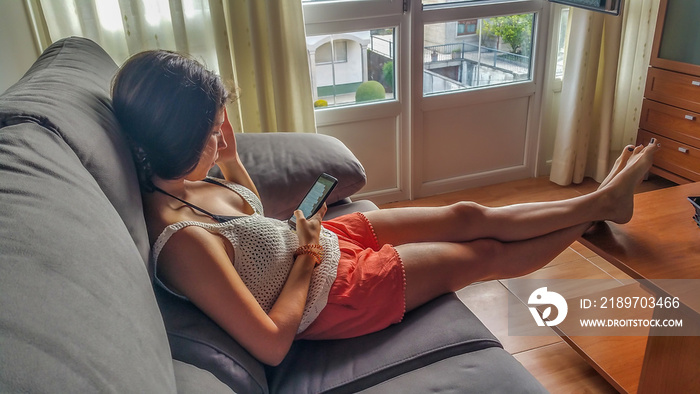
<box><xmin>396</xmin><ymin>240</ymin><xmax>502</xmax><ymax>312</ymax></box>
<box><xmin>363</xmin><ymin>203</ymin><xmax>486</xmax><ymax>246</ymax></box>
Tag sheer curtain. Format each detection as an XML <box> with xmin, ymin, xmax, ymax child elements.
<box><xmin>549</xmin><ymin>0</ymin><xmax>660</xmax><ymax>186</ymax></box>
<box><xmin>29</xmin><ymin>0</ymin><xmax>316</xmax><ymax>134</ymax></box>
<box><xmin>219</xmin><ymin>1</ymin><xmax>316</xmax><ymax>134</ymax></box>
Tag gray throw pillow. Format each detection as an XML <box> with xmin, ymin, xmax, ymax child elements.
<box><xmin>210</xmin><ymin>133</ymin><xmax>367</xmax><ymax>219</ymax></box>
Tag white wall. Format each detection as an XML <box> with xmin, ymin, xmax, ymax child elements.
<box><xmin>0</xmin><ymin>1</ymin><xmax>41</xmax><ymax>94</ymax></box>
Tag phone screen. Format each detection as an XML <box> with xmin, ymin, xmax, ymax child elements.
<box><xmin>288</xmin><ymin>173</ymin><xmax>338</xmax><ymax>229</ymax></box>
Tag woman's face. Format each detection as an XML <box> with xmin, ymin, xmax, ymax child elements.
<box><xmin>185</xmin><ymin>109</ymin><xmax>227</xmax><ymax>181</ymax></box>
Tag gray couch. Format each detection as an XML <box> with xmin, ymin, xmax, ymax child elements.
<box><xmin>0</xmin><ymin>37</ymin><xmax>547</xmax><ymax>393</ymax></box>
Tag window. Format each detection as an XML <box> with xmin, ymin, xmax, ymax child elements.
<box><xmin>424</xmin><ymin>13</ymin><xmax>534</xmax><ymax>95</ymax></box>
<box><xmin>306</xmin><ymin>29</ymin><xmax>396</xmax><ymax>108</ymax></box>
<box><xmin>457</xmin><ymin>20</ymin><xmax>478</xmax><ymax>36</ymax></box>
<box><xmin>315</xmin><ymin>40</ymin><xmax>348</xmax><ymax>64</ymax></box>
<box><xmin>555</xmin><ymin>7</ymin><xmax>570</xmax><ymax>79</ymax></box>
<box><xmin>423</xmin><ymin>0</ymin><xmax>490</xmax><ymax>4</ymax></box>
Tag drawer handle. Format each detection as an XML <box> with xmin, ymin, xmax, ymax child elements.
<box><xmin>694</xmin><ymin>81</ymin><xmax>700</xmax><ymax>86</ymax></box>
<box><xmin>678</xmin><ymin>147</ymin><xmax>689</xmax><ymax>154</ymax></box>
<box><xmin>685</xmin><ymin>115</ymin><xmax>697</xmax><ymax>121</ymax></box>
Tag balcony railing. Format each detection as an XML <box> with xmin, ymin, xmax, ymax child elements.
<box><xmin>370</xmin><ymin>35</ymin><xmax>393</xmax><ymax>58</ymax></box>
<box><xmin>424</xmin><ymin>42</ymin><xmax>530</xmax><ymax>75</ymax></box>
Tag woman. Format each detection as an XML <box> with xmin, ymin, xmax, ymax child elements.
<box><xmin>112</xmin><ymin>50</ymin><xmax>659</xmax><ymax>366</ymax></box>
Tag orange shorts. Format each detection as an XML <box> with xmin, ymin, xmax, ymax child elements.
<box><xmin>296</xmin><ymin>212</ymin><xmax>406</xmax><ymax>340</ymax></box>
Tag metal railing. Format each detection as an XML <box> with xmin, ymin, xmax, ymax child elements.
<box><xmin>370</xmin><ymin>35</ymin><xmax>393</xmax><ymax>58</ymax></box>
<box><xmin>424</xmin><ymin>42</ymin><xmax>530</xmax><ymax>75</ymax></box>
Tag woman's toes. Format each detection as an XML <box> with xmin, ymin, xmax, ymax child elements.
<box><xmin>599</xmin><ymin>144</ymin><xmax>636</xmax><ymax>190</ymax></box>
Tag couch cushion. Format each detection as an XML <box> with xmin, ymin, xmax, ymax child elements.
<box><xmin>155</xmin><ymin>287</ymin><xmax>269</xmax><ymax>394</ymax></box>
<box><xmin>211</xmin><ymin>133</ymin><xmax>367</xmax><ymax>220</ymax></box>
<box><xmin>268</xmin><ymin>293</ymin><xmax>503</xmax><ymax>393</ymax></box>
<box><xmin>172</xmin><ymin>360</ymin><xmax>235</xmax><ymax>394</ymax></box>
<box><xmin>325</xmin><ymin>199</ymin><xmax>379</xmax><ymax>220</ymax></box>
<box><xmin>358</xmin><ymin>347</ymin><xmax>547</xmax><ymax>393</ymax></box>
<box><xmin>0</xmin><ymin>37</ymin><xmax>149</xmax><ymax>264</ymax></box>
<box><xmin>0</xmin><ymin>123</ymin><xmax>175</xmax><ymax>392</ymax></box>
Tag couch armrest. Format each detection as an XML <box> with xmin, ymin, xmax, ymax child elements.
<box><xmin>210</xmin><ymin>133</ymin><xmax>366</xmax><ymax>220</ymax></box>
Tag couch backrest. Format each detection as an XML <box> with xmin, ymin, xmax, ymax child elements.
<box><xmin>0</xmin><ymin>37</ymin><xmax>176</xmax><ymax>392</ymax></box>
<box><xmin>0</xmin><ymin>37</ymin><xmax>149</xmax><ymax>263</ymax></box>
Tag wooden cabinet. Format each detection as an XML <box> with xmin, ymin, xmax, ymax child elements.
<box><xmin>638</xmin><ymin>0</ymin><xmax>700</xmax><ymax>184</ymax></box>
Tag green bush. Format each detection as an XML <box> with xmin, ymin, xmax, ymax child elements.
<box><xmin>382</xmin><ymin>61</ymin><xmax>393</xmax><ymax>88</ymax></box>
<box><xmin>355</xmin><ymin>81</ymin><xmax>386</xmax><ymax>102</ymax></box>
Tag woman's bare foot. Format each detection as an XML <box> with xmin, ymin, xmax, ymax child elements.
<box><xmin>598</xmin><ymin>144</ymin><xmax>636</xmax><ymax>190</ymax></box>
<box><xmin>599</xmin><ymin>140</ymin><xmax>659</xmax><ymax>224</ymax></box>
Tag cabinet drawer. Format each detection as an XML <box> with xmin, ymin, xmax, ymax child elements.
<box><xmin>645</xmin><ymin>68</ymin><xmax>700</xmax><ymax>113</ymax></box>
<box><xmin>640</xmin><ymin>99</ymin><xmax>700</xmax><ymax>148</ymax></box>
<box><xmin>637</xmin><ymin>130</ymin><xmax>700</xmax><ymax>182</ymax></box>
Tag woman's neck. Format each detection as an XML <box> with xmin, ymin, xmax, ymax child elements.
<box><xmin>151</xmin><ymin>177</ymin><xmax>188</xmax><ymax>198</ymax></box>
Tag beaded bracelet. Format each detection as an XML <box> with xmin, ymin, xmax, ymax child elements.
<box><xmin>293</xmin><ymin>244</ymin><xmax>323</xmax><ymax>267</ymax></box>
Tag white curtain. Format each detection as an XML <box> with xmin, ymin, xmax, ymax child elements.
<box><xmin>549</xmin><ymin>0</ymin><xmax>660</xmax><ymax>185</ymax></box>
<box><xmin>31</xmin><ymin>0</ymin><xmax>316</xmax><ymax>134</ymax></box>
<box><xmin>218</xmin><ymin>0</ymin><xmax>317</xmax><ymax>134</ymax></box>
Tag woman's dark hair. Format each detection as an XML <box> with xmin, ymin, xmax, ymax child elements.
<box><xmin>112</xmin><ymin>50</ymin><xmax>229</xmax><ymax>191</ymax></box>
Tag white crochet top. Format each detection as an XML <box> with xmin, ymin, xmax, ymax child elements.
<box><xmin>151</xmin><ymin>179</ymin><xmax>340</xmax><ymax>333</ymax></box>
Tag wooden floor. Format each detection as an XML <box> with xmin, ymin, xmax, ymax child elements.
<box><xmin>379</xmin><ymin>174</ymin><xmax>676</xmax><ymax>393</ymax></box>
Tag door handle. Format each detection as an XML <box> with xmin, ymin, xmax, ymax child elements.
<box><xmin>685</xmin><ymin>115</ymin><xmax>696</xmax><ymax>121</ymax></box>
<box><xmin>678</xmin><ymin>147</ymin><xmax>689</xmax><ymax>154</ymax></box>
<box><xmin>693</xmin><ymin>81</ymin><xmax>700</xmax><ymax>86</ymax></box>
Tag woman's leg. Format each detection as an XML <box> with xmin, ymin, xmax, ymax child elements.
<box><xmin>365</xmin><ymin>141</ymin><xmax>657</xmax><ymax>245</ymax></box>
<box><xmin>399</xmin><ymin>222</ymin><xmax>592</xmax><ymax>311</ymax></box>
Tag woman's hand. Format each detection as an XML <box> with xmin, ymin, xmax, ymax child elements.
<box><xmin>215</xmin><ymin>108</ymin><xmax>261</xmax><ymax>199</ymax></box>
<box><xmin>294</xmin><ymin>204</ymin><xmax>327</xmax><ymax>246</ymax></box>
<box><xmin>216</xmin><ymin>108</ymin><xmax>239</xmax><ymax>164</ymax></box>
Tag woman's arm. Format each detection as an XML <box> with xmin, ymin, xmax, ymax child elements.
<box><xmin>215</xmin><ymin>109</ymin><xmax>260</xmax><ymax>199</ymax></box>
<box><xmin>156</xmin><ymin>206</ymin><xmax>326</xmax><ymax>366</ymax></box>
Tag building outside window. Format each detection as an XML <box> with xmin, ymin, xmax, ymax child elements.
<box><xmin>425</xmin><ymin>14</ymin><xmax>534</xmax><ymax>95</ymax></box>
<box><xmin>315</xmin><ymin>40</ymin><xmax>348</xmax><ymax>64</ymax></box>
<box><xmin>306</xmin><ymin>30</ymin><xmax>395</xmax><ymax>107</ymax></box>
<box><xmin>305</xmin><ymin>13</ymin><xmax>534</xmax><ymax>107</ymax></box>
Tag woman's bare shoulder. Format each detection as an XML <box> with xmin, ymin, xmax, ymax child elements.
<box><xmin>162</xmin><ymin>224</ymin><xmax>229</xmax><ymax>257</ymax></box>
<box><xmin>142</xmin><ymin>192</ymin><xmax>208</xmax><ymax>243</ymax></box>
<box><xmin>155</xmin><ymin>224</ymin><xmax>235</xmax><ymax>292</ymax></box>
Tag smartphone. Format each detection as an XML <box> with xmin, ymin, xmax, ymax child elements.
<box><xmin>288</xmin><ymin>173</ymin><xmax>338</xmax><ymax>229</ymax></box>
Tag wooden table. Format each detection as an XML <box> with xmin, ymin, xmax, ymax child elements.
<box><xmin>577</xmin><ymin>182</ymin><xmax>700</xmax><ymax>393</ymax></box>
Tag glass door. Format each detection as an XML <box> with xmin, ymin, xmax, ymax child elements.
<box><xmin>414</xmin><ymin>0</ymin><xmax>548</xmax><ymax>198</ymax></box>
<box><xmin>303</xmin><ymin>0</ymin><xmax>550</xmax><ymax>203</ymax></box>
<box><xmin>303</xmin><ymin>0</ymin><xmax>409</xmax><ymax>203</ymax></box>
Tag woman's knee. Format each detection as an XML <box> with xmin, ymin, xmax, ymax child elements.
<box><xmin>448</xmin><ymin>201</ymin><xmax>488</xmax><ymax>223</ymax></box>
